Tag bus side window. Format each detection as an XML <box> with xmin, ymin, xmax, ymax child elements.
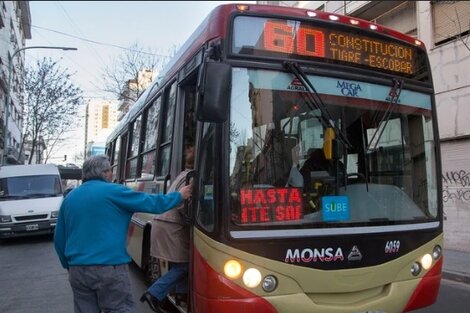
<box><xmin>139</xmin><ymin>97</ymin><xmax>160</xmax><ymax>179</ymax></box>
<box><xmin>196</xmin><ymin>123</ymin><xmax>216</xmax><ymax>232</ymax></box>
<box><xmin>157</xmin><ymin>82</ymin><xmax>177</xmax><ymax>177</ymax></box>
<box><xmin>119</xmin><ymin>133</ymin><xmax>129</xmax><ymax>181</ymax></box>
<box><xmin>111</xmin><ymin>136</ymin><xmax>121</xmax><ymax>182</ymax></box>
<box><xmin>126</xmin><ymin>115</ymin><xmax>142</xmax><ymax>179</ymax></box>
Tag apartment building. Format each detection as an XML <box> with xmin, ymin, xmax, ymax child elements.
<box><xmin>117</xmin><ymin>69</ymin><xmax>155</xmax><ymax>121</ymax></box>
<box><xmin>85</xmin><ymin>99</ymin><xmax>119</xmax><ymax>157</ymax></box>
<box><xmin>0</xmin><ymin>1</ymin><xmax>31</xmax><ymax>164</ymax></box>
<box><xmin>258</xmin><ymin>1</ymin><xmax>470</xmax><ymax>252</ymax></box>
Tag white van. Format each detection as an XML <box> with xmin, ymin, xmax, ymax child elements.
<box><xmin>0</xmin><ymin>164</ymin><xmax>63</xmax><ymax>238</ymax></box>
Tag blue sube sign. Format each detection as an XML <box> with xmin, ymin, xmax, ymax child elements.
<box><xmin>322</xmin><ymin>196</ymin><xmax>350</xmax><ymax>222</ymax></box>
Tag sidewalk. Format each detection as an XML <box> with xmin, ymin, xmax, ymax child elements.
<box><xmin>442</xmin><ymin>249</ymin><xmax>470</xmax><ymax>284</ymax></box>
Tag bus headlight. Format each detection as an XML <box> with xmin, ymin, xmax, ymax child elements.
<box><xmin>262</xmin><ymin>275</ymin><xmax>277</xmax><ymax>292</ymax></box>
<box><xmin>411</xmin><ymin>262</ymin><xmax>421</xmax><ymax>276</ymax></box>
<box><xmin>432</xmin><ymin>245</ymin><xmax>442</xmax><ymax>260</ymax></box>
<box><xmin>243</xmin><ymin>268</ymin><xmax>262</xmax><ymax>288</ymax></box>
<box><xmin>421</xmin><ymin>254</ymin><xmax>433</xmax><ymax>270</ymax></box>
<box><xmin>224</xmin><ymin>260</ymin><xmax>242</xmax><ymax>279</ymax></box>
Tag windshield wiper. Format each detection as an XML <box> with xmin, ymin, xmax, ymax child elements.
<box><xmin>366</xmin><ymin>78</ymin><xmax>403</xmax><ymax>152</ymax></box>
<box><xmin>283</xmin><ymin>61</ymin><xmax>352</xmax><ymax>149</ymax></box>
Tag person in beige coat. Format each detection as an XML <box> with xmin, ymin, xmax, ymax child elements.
<box><xmin>140</xmin><ymin>143</ymin><xmax>194</xmax><ymax>313</ymax></box>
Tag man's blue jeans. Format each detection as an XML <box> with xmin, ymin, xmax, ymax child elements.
<box><xmin>148</xmin><ymin>262</ymin><xmax>189</xmax><ymax>301</ymax></box>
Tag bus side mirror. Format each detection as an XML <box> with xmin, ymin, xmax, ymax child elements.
<box><xmin>196</xmin><ymin>62</ymin><xmax>231</xmax><ymax>123</ymax></box>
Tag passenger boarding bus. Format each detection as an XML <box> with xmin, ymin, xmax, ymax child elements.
<box><xmin>0</xmin><ymin>164</ymin><xmax>63</xmax><ymax>238</ymax></box>
<box><xmin>106</xmin><ymin>4</ymin><xmax>443</xmax><ymax>313</ymax></box>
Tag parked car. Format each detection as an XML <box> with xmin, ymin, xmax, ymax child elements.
<box><xmin>0</xmin><ymin>164</ymin><xmax>64</xmax><ymax>238</ymax></box>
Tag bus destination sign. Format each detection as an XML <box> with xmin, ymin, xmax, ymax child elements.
<box><xmin>239</xmin><ymin>187</ymin><xmax>303</xmax><ymax>224</ymax></box>
<box><xmin>233</xmin><ymin>17</ymin><xmax>417</xmax><ymax>75</ymax></box>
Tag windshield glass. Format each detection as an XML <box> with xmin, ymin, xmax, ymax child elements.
<box><xmin>229</xmin><ymin>68</ymin><xmax>438</xmax><ymax>229</ymax></box>
<box><xmin>0</xmin><ymin>175</ymin><xmax>63</xmax><ymax>200</ymax></box>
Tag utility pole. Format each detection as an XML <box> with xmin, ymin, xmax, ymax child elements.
<box><xmin>84</xmin><ymin>101</ymin><xmax>89</xmax><ymax>159</ymax></box>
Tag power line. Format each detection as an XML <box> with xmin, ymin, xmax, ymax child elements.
<box><xmin>30</xmin><ymin>24</ymin><xmax>171</xmax><ymax>58</ymax></box>
<box><xmin>30</xmin><ymin>28</ymin><xmax>104</xmax><ymax>89</ymax></box>
<box><xmin>55</xmin><ymin>2</ymin><xmax>107</xmax><ymax>65</ymax></box>
<box><xmin>25</xmin><ymin>48</ymin><xmax>108</xmax><ymax>100</ymax></box>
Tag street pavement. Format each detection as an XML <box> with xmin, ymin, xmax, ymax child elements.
<box><xmin>442</xmin><ymin>249</ymin><xmax>470</xmax><ymax>285</ymax></box>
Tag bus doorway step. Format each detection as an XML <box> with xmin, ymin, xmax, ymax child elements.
<box><xmin>166</xmin><ymin>294</ymin><xmax>187</xmax><ymax>313</ymax></box>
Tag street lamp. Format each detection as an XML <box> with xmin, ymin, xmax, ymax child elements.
<box><xmin>2</xmin><ymin>46</ymin><xmax>78</xmax><ymax>165</ymax></box>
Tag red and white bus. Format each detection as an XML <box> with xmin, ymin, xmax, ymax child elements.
<box><xmin>106</xmin><ymin>3</ymin><xmax>443</xmax><ymax>313</ymax></box>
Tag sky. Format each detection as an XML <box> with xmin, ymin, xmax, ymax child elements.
<box><xmin>27</xmin><ymin>1</ymin><xmax>253</xmax><ymax>164</ymax></box>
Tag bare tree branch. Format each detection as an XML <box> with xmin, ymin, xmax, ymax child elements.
<box><xmin>20</xmin><ymin>58</ymin><xmax>84</xmax><ymax>164</ymax></box>
<box><xmin>100</xmin><ymin>41</ymin><xmax>171</xmax><ymax>101</ymax></box>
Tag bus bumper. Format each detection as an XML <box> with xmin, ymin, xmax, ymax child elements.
<box><xmin>193</xmin><ymin>248</ymin><xmax>277</xmax><ymax>313</ymax></box>
<box><xmin>193</xmin><ymin>247</ymin><xmax>443</xmax><ymax>313</ymax></box>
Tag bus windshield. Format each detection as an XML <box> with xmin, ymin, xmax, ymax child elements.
<box><xmin>229</xmin><ymin>68</ymin><xmax>438</xmax><ymax>229</ymax></box>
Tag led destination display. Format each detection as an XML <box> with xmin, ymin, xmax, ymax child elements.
<box><xmin>239</xmin><ymin>187</ymin><xmax>303</xmax><ymax>224</ymax></box>
<box><xmin>233</xmin><ymin>16</ymin><xmax>419</xmax><ymax>75</ymax></box>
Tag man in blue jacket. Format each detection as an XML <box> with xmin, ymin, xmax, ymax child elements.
<box><xmin>54</xmin><ymin>155</ymin><xmax>192</xmax><ymax>313</ymax></box>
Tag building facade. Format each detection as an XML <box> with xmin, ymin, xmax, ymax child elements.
<box><xmin>117</xmin><ymin>69</ymin><xmax>155</xmax><ymax>121</ymax></box>
<box><xmin>85</xmin><ymin>99</ymin><xmax>119</xmax><ymax>157</ymax></box>
<box><xmin>0</xmin><ymin>1</ymin><xmax>31</xmax><ymax>164</ymax></box>
<box><xmin>258</xmin><ymin>1</ymin><xmax>470</xmax><ymax>252</ymax></box>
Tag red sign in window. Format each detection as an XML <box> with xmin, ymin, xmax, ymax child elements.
<box><xmin>239</xmin><ymin>188</ymin><xmax>303</xmax><ymax>224</ymax></box>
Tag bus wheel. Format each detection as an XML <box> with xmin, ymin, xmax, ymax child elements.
<box><xmin>145</xmin><ymin>256</ymin><xmax>161</xmax><ymax>284</ymax></box>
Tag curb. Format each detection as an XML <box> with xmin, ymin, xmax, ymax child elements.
<box><xmin>442</xmin><ymin>271</ymin><xmax>470</xmax><ymax>285</ymax></box>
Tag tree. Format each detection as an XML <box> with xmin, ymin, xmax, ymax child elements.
<box><xmin>20</xmin><ymin>57</ymin><xmax>83</xmax><ymax>164</ymax></box>
<box><xmin>101</xmin><ymin>41</ymin><xmax>173</xmax><ymax>102</ymax></box>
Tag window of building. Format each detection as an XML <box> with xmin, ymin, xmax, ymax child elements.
<box><xmin>102</xmin><ymin>105</ymin><xmax>109</xmax><ymax>128</ymax></box>
<box><xmin>372</xmin><ymin>2</ymin><xmax>417</xmax><ymax>37</ymax></box>
<box><xmin>432</xmin><ymin>1</ymin><xmax>470</xmax><ymax>46</ymax></box>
